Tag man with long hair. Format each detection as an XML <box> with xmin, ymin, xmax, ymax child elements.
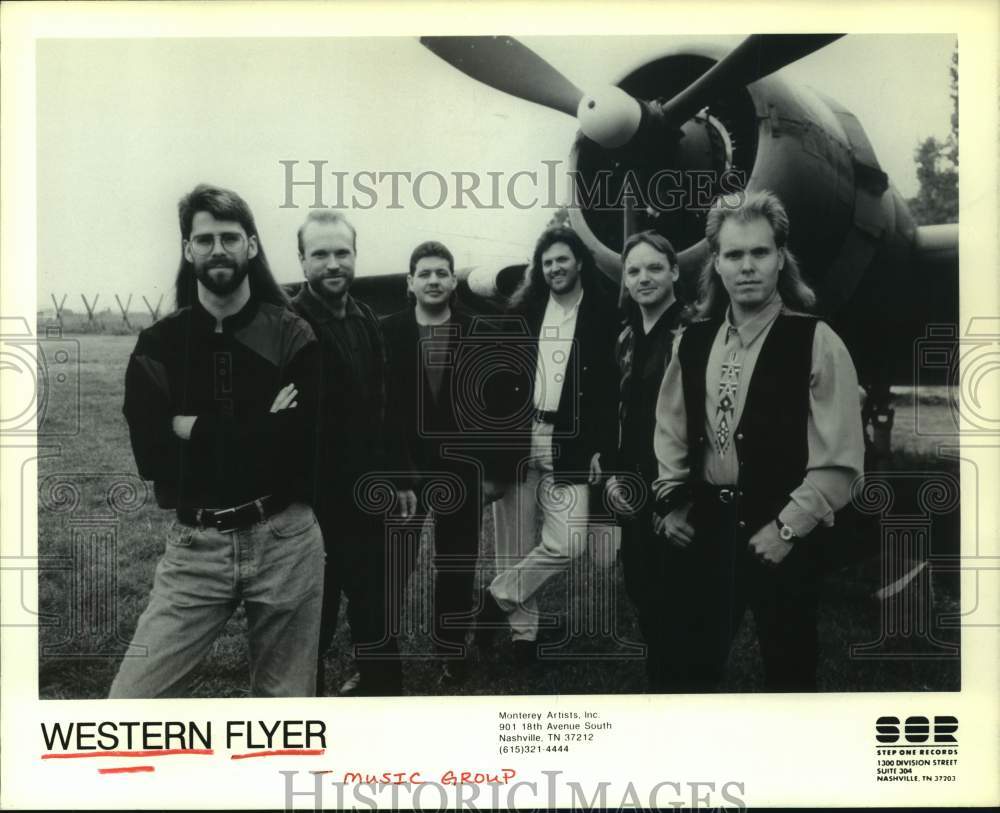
<box><xmin>605</xmin><ymin>230</ymin><xmax>688</xmax><ymax>690</ymax></box>
<box><xmin>476</xmin><ymin>226</ymin><xmax>619</xmax><ymax>665</ymax></box>
<box><xmin>173</xmin><ymin>186</ymin><xmax>289</xmax><ymax>309</ymax></box>
<box><xmin>112</xmin><ymin>184</ymin><xmax>323</xmax><ymax>697</ymax></box>
<box><xmin>652</xmin><ymin>190</ymin><xmax>864</xmax><ymax>691</ymax></box>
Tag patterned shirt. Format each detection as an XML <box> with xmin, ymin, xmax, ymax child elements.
<box><xmin>653</xmin><ymin>300</ymin><xmax>864</xmax><ymax>537</ymax></box>
<box><xmin>703</xmin><ymin>298</ymin><xmax>783</xmax><ymax>484</ymax></box>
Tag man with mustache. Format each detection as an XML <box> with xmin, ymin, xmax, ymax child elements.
<box><xmin>653</xmin><ymin>190</ymin><xmax>864</xmax><ymax>691</ymax></box>
<box><xmin>290</xmin><ymin>210</ymin><xmax>415</xmax><ymax>696</ymax></box>
<box><xmin>476</xmin><ymin>226</ymin><xmax>619</xmax><ymax>666</ymax></box>
<box><xmin>111</xmin><ymin>183</ymin><xmax>323</xmax><ymax>697</ymax></box>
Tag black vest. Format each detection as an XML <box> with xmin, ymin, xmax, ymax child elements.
<box><xmin>678</xmin><ymin>313</ymin><xmax>818</xmax><ymax>533</ymax></box>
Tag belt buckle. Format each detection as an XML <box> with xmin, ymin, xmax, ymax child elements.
<box><xmin>718</xmin><ymin>488</ymin><xmax>735</xmax><ymax>504</ymax></box>
<box><xmin>211</xmin><ymin>505</ymin><xmax>238</xmax><ymax>531</ymax></box>
<box><xmin>199</xmin><ymin>497</ymin><xmax>271</xmax><ymax>533</ymax></box>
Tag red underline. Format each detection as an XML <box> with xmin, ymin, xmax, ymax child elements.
<box><xmin>231</xmin><ymin>749</ymin><xmax>325</xmax><ymax>760</ymax></box>
<box><xmin>42</xmin><ymin>749</ymin><xmax>214</xmax><ymax>759</ymax></box>
<box><xmin>99</xmin><ymin>766</ymin><xmax>155</xmax><ymax>774</ymax></box>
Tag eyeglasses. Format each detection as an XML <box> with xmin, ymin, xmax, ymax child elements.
<box><xmin>187</xmin><ymin>232</ymin><xmax>247</xmax><ymax>256</ymax></box>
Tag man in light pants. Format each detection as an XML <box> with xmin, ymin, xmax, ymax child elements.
<box><xmin>476</xmin><ymin>226</ymin><xmax>619</xmax><ymax>665</ymax></box>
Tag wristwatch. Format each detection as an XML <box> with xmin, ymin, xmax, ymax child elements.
<box><xmin>775</xmin><ymin>518</ymin><xmax>797</xmax><ymax>542</ymax></box>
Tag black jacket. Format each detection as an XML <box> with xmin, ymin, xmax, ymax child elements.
<box><xmin>381</xmin><ymin>306</ymin><xmax>511</xmax><ymax>483</ymax></box>
<box><xmin>289</xmin><ymin>286</ymin><xmax>389</xmax><ymax>488</ymax></box>
<box><xmin>614</xmin><ymin>300</ymin><xmax>685</xmax><ymax>484</ymax></box>
<box><xmin>499</xmin><ymin>289</ymin><xmax>619</xmax><ymax>484</ymax></box>
<box><xmin>122</xmin><ymin>297</ymin><xmax>319</xmax><ymax>510</ymax></box>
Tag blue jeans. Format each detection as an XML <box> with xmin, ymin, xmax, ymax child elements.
<box><xmin>110</xmin><ymin>502</ymin><xmax>325</xmax><ymax>698</ymax></box>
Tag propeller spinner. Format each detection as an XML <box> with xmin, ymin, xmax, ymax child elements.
<box><xmin>421</xmin><ymin>34</ymin><xmax>843</xmax><ymax>149</ymax></box>
<box><xmin>421</xmin><ymin>34</ymin><xmax>846</xmax><ymax>275</ymax></box>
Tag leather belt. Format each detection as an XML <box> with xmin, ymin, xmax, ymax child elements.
<box><xmin>534</xmin><ymin>409</ymin><xmax>559</xmax><ymax>424</ymax></box>
<box><xmin>176</xmin><ymin>495</ymin><xmax>289</xmax><ymax>532</ymax></box>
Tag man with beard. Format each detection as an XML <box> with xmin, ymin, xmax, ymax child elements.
<box><xmin>476</xmin><ymin>226</ymin><xmax>619</xmax><ymax>666</ymax></box>
<box><xmin>111</xmin><ymin>184</ymin><xmax>324</xmax><ymax>698</ymax></box>
<box><xmin>290</xmin><ymin>210</ymin><xmax>415</xmax><ymax>696</ymax></box>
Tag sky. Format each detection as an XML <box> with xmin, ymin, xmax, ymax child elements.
<box><xmin>35</xmin><ymin>34</ymin><xmax>957</xmax><ymax>308</ymax></box>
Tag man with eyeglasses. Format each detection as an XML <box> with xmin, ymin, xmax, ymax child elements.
<box><xmin>110</xmin><ymin>183</ymin><xmax>324</xmax><ymax>698</ymax></box>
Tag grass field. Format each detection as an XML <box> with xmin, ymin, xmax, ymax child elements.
<box><xmin>36</xmin><ymin>333</ymin><xmax>961</xmax><ymax>698</ymax></box>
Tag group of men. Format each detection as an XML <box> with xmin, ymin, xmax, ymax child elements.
<box><xmin>110</xmin><ymin>182</ymin><xmax>863</xmax><ymax>698</ymax></box>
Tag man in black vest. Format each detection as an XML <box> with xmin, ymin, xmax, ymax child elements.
<box><xmin>653</xmin><ymin>190</ymin><xmax>864</xmax><ymax>691</ymax></box>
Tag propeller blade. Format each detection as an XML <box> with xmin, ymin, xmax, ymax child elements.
<box><xmin>420</xmin><ymin>36</ymin><xmax>583</xmax><ymax>117</ymax></box>
<box><xmin>659</xmin><ymin>34</ymin><xmax>844</xmax><ymax>127</ymax></box>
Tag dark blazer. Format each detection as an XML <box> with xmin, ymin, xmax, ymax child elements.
<box><xmin>289</xmin><ymin>286</ymin><xmax>389</xmax><ymax>488</ymax></box>
<box><xmin>503</xmin><ymin>288</ymin><xmax>619</xmax><ymax>484</ymax></box>
<box><xmin>382</xmin><ymin>306</ymin><xmax>515</xmax><ymax>483</ymax></box>
<box><xmin>381</xmin><ymin>307</ymin><xmax>470</xmax><ymax>469</ymax></box>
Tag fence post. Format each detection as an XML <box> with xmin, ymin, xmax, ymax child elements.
<box><xmin>80</xmin><ymin>294</ymin><xmax>100</xmax><ymax>326</ymax></box>
<box><xmin>142</xmin><ymin>294</ymin><xmax>163</xmax><ymax>323</ymax></box>
<box><xmin>114</xmin><ymin>294</ymin><xmax>132</xmax><ymax>329</ymax></box>
<box><xmin>50</xmin><ymin>293</ymin><xmax>67</xmax><ymax>326</ymax></box>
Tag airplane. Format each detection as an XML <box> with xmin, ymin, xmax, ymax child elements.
<box><xmin>342</xmin><ymin>34</ymin><xmax>959</xmax><ymax>459</ymax></box>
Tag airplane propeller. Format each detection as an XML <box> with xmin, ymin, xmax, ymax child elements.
<box><xmin>656</xmin><ymin>34</ymin><xmax>844</xmax><ymax>128</ymax></box>
<box><xmin>420</xmin><ymin>36</ymin><xmax>584</xmax><ymax>117</ymax></box>
<box><xmin>421</xmin><ymin>33</ymin><xmax>843</xmax><ymax>148</ymax></box>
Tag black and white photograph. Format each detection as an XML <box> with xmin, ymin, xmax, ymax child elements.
<box><xmin>2</xmin><ymin>1</ymin><xmax>997</xmax><ymax>810</ymax></box>
<box><xmin>31</xmin><ymin>31</ymin><xmax>964</xmax><ymax>698</ymax></box>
